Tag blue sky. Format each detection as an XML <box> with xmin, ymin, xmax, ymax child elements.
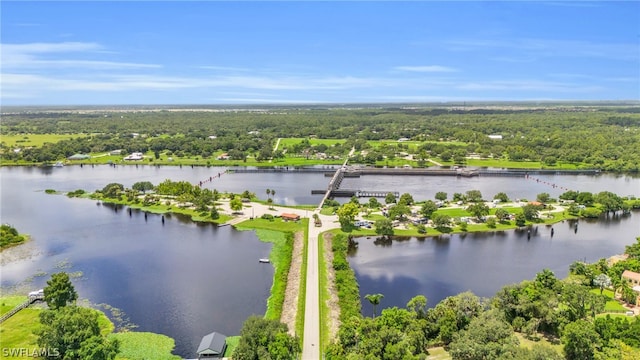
<box><xmin>2</xmin><ymin>1</ymin><xmax>639</xmax><ymax>105</ymax></box>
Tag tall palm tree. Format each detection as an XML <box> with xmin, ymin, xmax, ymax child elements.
<box><xmin>266</xmin><ymin>188</ymin><xmax>271</xmax><ymax>200</ymax></box>
<box><xmin>365</xmin><ymin>293</ymin><xmax>384</xmax><ymax>318</ymax></box>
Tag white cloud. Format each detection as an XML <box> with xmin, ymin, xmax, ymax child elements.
<box><xmin>446</xmin><ymin>38</ymin><xmax>638</xmax><ymax>61</ymax></box>
<box><xmin>394</xmin><ymin>65</ymin><xmax>458</xmax><ymax>73</ymax></box>
<box><xmin>1</xmin><ymin>42</ymin><xmax>161</xmax><ymax>70</ymax></box>
<box><xmin>1</xmin><ymin>42</ymin><xmax>103</xmax><ymax>56</ymax></box>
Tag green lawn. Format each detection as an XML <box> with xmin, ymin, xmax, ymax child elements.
<box><xmin>0</xmin><ymin>296</ymin><xmax>180</xmax><ymax>360</ymax></box>
<box><xmin>514</xmin><ymin>332</ymin><xmax>563</xmax><ymax>352</ymax></box>
<box><xmin>0</xmin><ymin>300</ymin><xmax>114</xmax><ymax>359</ymax></box>
<box><xmin>589</xmin><ymin>288</ymin><xmax>629</xmax><ymax>313</ymax></box>
<box><xmin>463</xmin><ymin>158</ymin><xmax>544</xmax><ymax>169</ymax></box>
<box><xmin>236</xmin><ymin>217</ymin><xmax>307</xmax><ymax>233</ymax></box>
<box><xmin>0</xmin><ymin>308</ymin><xmax>41</xmax><ymax>359</ymax></box>
<box><xmin>278</xmin><ymin>137</ymin><xmax>346</xmax><ymax>148</ymax></box>
<box><xmin>223</xmin><ymin>336</ymin><xmax>240</xmax><ymax>358</ymax></box>
<box><xmin>1</xmin><ymin>133</ymin><xmax>88</xmax><ymax>147</ymax></box>
<box><xmin>0</xmin><ymin>295</ymin><xmax>28</xmax><ymax>316</ymax></box>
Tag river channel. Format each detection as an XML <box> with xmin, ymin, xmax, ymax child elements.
<box><xmin>0</xmin><ymin>165</ymin><xmax>638</xmax><ymax>357</ymax></box>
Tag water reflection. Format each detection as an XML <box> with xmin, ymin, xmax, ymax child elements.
<box><xmin>350</xmin><ymin>213</ymin><xmax>638</xmax><ymax>316</ymax></box>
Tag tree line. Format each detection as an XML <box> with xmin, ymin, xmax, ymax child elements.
<box><xmin>2</xmin><ymin>106</ymin><xmax>639</xmax><ymax>171</ymax></box>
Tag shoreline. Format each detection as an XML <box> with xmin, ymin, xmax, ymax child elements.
<box><xmin>0</xmin><ymin>160</ymin><xmax>626</xmax><ymax>174</ymax></box>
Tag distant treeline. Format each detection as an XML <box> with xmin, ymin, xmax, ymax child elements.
<box><xmin>1</xmin><ymin>106</ymin><xmax>639</xmax><ymax>171</ymax></box>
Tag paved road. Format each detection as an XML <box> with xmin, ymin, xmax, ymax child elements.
<box><xmin>220</xmin><ymin>151</ymin><xmax>351</xmax><ymax>359</ymax></box>
<box><xmin>301</xmin><ymin>149</ymin><xmax>351</xmax><ymax>359</ymax></box>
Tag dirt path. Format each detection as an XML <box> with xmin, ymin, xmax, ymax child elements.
<box><xmin>280</xmin><ymin>231</ymin><xmax>304</xmax><ymax>335</ymax></box>
<box><xmin>322</xmin><ymin>232</ymin><xmax>340</xmax><ymax>341</ymax></box>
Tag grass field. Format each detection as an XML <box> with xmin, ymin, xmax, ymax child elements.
<box><xmin>1</xmin><ymin>133</ymin><xmax>88</xmax><ymax>147</ymax></box>
<box><xmin>277</xmin><ymin>137</ymin><xmax>346</xmax><ymax>149</ymax></box>
<box><xmin>514</xmin><ymin>332</ymin><xmax>563</xmax><ymax>353</ymax></box>
<box><xmin>0</xmin><ymin>308</ymin><xmax>41</xmax><ymax>359</ymax></box>
<box><xmin>0</xmin><ymin>295</ymin><xmax>28</xmax><ymax>315</ymax></box>
<box><xmin>0</xmin><ymin>299</ymin><xmax>115</xmax><ymax>360</ymax></box>
<box><xmin>296</xmin><ymin>228</ymin><xmax>309</xmax><ymax>345</ymax></box>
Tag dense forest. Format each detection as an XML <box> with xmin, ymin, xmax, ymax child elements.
<box><xmin>1</xmin><ymin>105</ymin><xmax>640</xmax><ymax>171</ymax></box>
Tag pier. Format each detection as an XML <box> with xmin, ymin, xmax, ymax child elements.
<box><xmin>0</xmin><ymin>291</ymin><xmax>45</xmax><ymax>324</ymax></box>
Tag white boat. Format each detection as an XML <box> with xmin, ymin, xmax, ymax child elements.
<box><xmin>259</xmin><ymin>258</ymin><xmax>270</xmax><ymax>263</ymax></box>
<box><xmin>53</xmin><ymin>161</ymin><xmax>64</xmax><ymax>167</ymax></box>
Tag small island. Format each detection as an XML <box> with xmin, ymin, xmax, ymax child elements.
<box><xmin>0</xmin><ymin>224</ymin><xmax>29</xmax><ymax>250</ymax></box>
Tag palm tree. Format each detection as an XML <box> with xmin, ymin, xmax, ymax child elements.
<box><xmin>365</xmin><ymin>293</ymin><xmax>384</xmax><ymax>318</ymax></box>
<box><xmin>266</xmin><ymin>188</ymin><xmax>271</xmax><ymax>200</ymax></box>
<box><xmin>611</xmin><ymin>277</ymin><xmax>624</xmax><ymax>298</ymax></box>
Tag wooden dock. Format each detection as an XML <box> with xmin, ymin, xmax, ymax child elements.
<box><xmin>0</xmin><ymin>293</ymin><xmax>45</xmax><ymax>324</ymax></box>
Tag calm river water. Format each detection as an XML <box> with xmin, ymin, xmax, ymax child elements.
<box><xmin>0</xmin><ymin>165</ymin><xmax>638</xmax><ymax>357</ymax></box>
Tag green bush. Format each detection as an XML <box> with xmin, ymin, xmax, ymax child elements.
<box><xmin>1</xmin><ymin>224</ymin><xmax>27</xmax><ymax>249</ymax></box>
<box><xmin>581</xmin><ymin>207</ymin><xmax>602</xmax><ymax>218</ymax></box>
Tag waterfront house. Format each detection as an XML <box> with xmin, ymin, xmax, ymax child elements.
<box><xmin>197</xmin><ymin>332</ymin><xmax>227</xmax><ymax>358</ymax></box>
<box><xmin>622</xmin><ymin>270</ymin><xmax>640</xmax><ymax>287</ymax></box>
<box><xmin>622</xmin><ymin>270</ymin><xmax>640</xmax><ymax>304</ymax></box>
<box><xmin>281</xmin><ymin>213</ymin><xmax>300</xmax><ymax>221</ymax></box>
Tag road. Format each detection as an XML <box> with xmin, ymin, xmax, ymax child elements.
<box><xmin>301</xmin><ymin>148</ymin><xmax>352</xmax><ymax>359</ymax></box>
<box><xmin>219</xmin><ymin>150</ymin><xmax>352</xmax><ymax>359</ymax></box>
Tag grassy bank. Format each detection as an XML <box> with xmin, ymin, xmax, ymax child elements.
<box><xmin>330</xmin><ymin>232</ymin><xmax>362</xmax><ymax>323</ymax></box>
<box><xmin>235</xmin><ymin>218</ymin><xmax>307</xmax><ymax>321</ymax></box>
<box><xmin>295</xmin><ymin>228</ymin><xmax>309</xmax><ymax>344</ymax></box>
<box><xmin>0</xmin><ymin>295</ymin><xmax>180</xmax><ymax>360</ymax></box>
<box><xmin>69</xmin><ymin>192</ymin><xmax>233</xmax><ymax>224</ymax></box>
<box><xmin>318</xmin><ymin>231</ymin><xmax>330</xmax><ymax>351</ymax></box>
<box><xmin>0</xmin><ymin>308</ymin><xmax>42</xmax><ymax>359</ymax></box>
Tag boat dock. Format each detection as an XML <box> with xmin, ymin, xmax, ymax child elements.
<box><xmin>0</xmin><ymin>291</ymin><xmax>45</xmax><ymax>324</ymax></box>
